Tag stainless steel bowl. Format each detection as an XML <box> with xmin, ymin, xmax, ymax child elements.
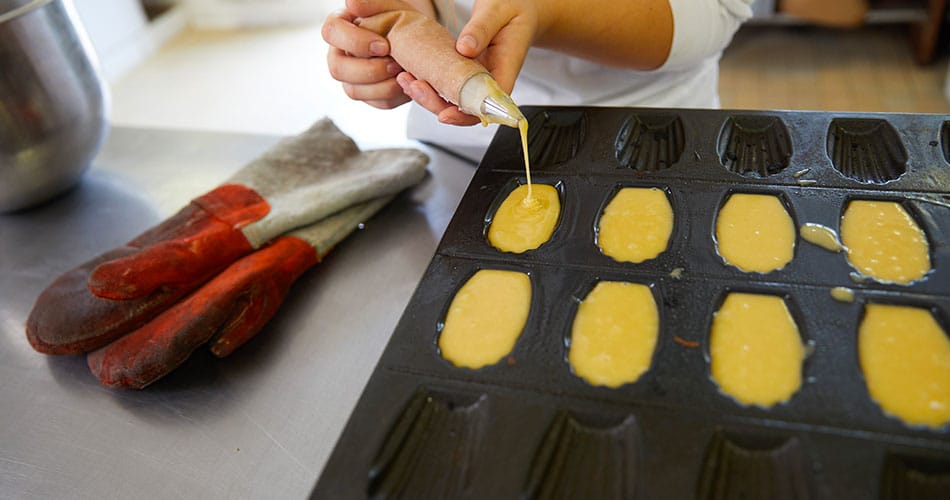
<box><xmin>0</xmin><ymin>0</ymin><xmax>108</xmax><ymax>212</ymax></box>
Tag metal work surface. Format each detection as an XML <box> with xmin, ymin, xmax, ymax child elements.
<box><xmin>0</xmin><ymin>126</ymin><xmax>474</xmax><ymax>499</ymax></box>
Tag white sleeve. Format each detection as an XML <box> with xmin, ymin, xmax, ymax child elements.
<box><xmin>661</xmin><ymin>0</ymin><xmax>754</xmax><ymax>70</ymax></box>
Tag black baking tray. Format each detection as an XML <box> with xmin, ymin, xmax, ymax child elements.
<box><xmin>312</xmin><ymin>107</ymin><xmax>950</xmax><ymax>499</ymax></box>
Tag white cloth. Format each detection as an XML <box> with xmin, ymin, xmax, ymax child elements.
<box><xmin>407</xmin><ymin>0</ymin><xmax>754</xmax><ymax>160</ymax></box>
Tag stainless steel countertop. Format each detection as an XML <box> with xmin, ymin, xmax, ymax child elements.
<box><xmin>0</xmin><ymin>126</ymin><xmax>476</xmax><ymax>499</ymax></box>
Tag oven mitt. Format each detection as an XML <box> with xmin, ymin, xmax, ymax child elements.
<box><xmin>26</xmin><ymin>119</ymin><xmax>427</xmax><ymax>355</ymax></box>
<box><xmin>87</xmin><ymin>196</ymin><xmax>394</xmax><ymax>389</ymax></box>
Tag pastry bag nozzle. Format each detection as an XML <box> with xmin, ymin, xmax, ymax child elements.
<box><xmin>457</xmin><ymin>72</ymin><xmax>525</xmax><ymax>128</ymax></box>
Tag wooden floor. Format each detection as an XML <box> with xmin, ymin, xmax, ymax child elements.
<box><xmin>719</xmin><ymin>25</ymin><xmax>950</xmax><ymax>113</ymax></box>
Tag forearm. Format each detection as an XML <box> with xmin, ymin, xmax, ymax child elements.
<box><xmin>535</xmin><ymin>0</ymin><xmax>674</xmax><ymax>70</ymax></box>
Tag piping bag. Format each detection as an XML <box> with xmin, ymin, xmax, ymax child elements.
<box><xmin>356</xmin><ymin>6</ymin><xmax>525</xmax><ymax>128</ymax></box>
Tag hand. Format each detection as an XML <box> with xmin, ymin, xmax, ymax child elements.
<box><xmin>322</xmin><ymin>5</ymin><xmax>409</xmax><ymax>109</ymax></box>
<box><xmin>391</xmin><ymin>0</ymin><xmax>539</xmax><ymax>126</ymax></box>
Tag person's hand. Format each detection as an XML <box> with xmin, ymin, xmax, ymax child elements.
<box><xmin>322</xmin><ymin>5</ymin><xmax>409</xmax><ymax>110</ymax></box>
<box><xmin>395</xmin><ymin>0</ymin><xmax>540</xmax><ymax>126</ymax></box>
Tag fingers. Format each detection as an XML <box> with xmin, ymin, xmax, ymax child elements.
<box><xmin>322</xmin><ymin>8</ymin><xmax>389</xmax><ymax>58</ymax></box>
<box><xmin>458</xmin><ymin>0</ymin><xmax>535</xmax><ymax>93</ymax></box>
<box><xmin>327</xmin><ymin>47</ymin><xmax>401</xmax><ymax>84</ymax></box>
<box><xmin>396</xmin><ymin>73</ymin><xmax>479</xmax><ymax>126</ymax></box>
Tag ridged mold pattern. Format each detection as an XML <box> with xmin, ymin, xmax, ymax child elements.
<box><xmin>697</xmin><ymin>432</ymin><xmax>810</xmax><ymax>500</ymax></box>
<box><xmin>614</xmin><ymin>113</ymin><xmax>686</xmax><ymax>172</ymax></box>
<box><xmin>827</xmin><ymin>118</ymin><xmax>908</xmax><ymax>184</ymax></box>
<box><xmin>718</xmin><ymin>115</ymin><xmax>792</xmax><ymax>177</ymax></box>
<box><xmin>524</xmin><ymin>411</ymin><xmax>640</xmax><ymax>499</ymax></box>
<box><xmin>527</xmin><ymin>110</ymin><xmax>587</xmax><ymax>167</ymax></box>
<box><xmin>880</xmin><ymin>454</ymin><xmax>950</xmax><ymax>500</ymax></box>
<box><xmin>368</xmin><ymin>389</ymin><xmax>488</xmax><ymax>499</ymax></box>
<box><xmin>942</xmin><ymin>121</ymin><xmax>950</xmax><ymax>165</ymax></box>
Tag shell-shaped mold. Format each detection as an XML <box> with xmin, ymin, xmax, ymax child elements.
<box><xmin>827</xmin><ymin>118</ymin><xmax>907</xmax><ymax>184</ymax></box>
<box><xmin>524</xmin><ymin>411</ymin><xmax>639</xmax><ymax>499</ymax></box>
<box><xmin>614</xmin><ymin>113</ymin><xmax>685</xmax><ymax>172</ymax></box>
<box><xmin>368</xmin><ymin>389</ymin><xmax>488</xmax><ymax>499</ymax></box>
<box><xmin>718</xmin><ymin>115</ymin><xmax>792</xmax><ymax>177</ymax></box>
<box><xmin>941</xmin><ymin>121</ymin><xmax>949</xmax><ymax>165</ymax></box>
<box><xmin>697</xmin><ymin>432</ymin><xmax>810</xmax><ymax>500</ymax></box>
<box><xmin>881</xmin><ymin>454</ymin><xmax>950</xmax><ymax>500</ymax></box>
<box><xmin>527</xmin><ymin>110</ymin><xmax>587</xmax><ymax>167</ymax></box>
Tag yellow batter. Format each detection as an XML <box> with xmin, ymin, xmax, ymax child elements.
<box><xmin>715</xmin><ymin>194</ymin><xmax>795</xmax><ymax>273</ymax></box>
<box><xmin>840</xmin><ymin>200</ymin><xmax>930</xmax><ymax>284</ymax></box>
<box><xmin>488</xmin><ymin>184</ymin><xmax>560</xmax><ymax>253</ymax></box>
<box><xmin>519</xmin><ymin>119</ymin><xmax>533</xmax><ymax>199</ymax></box>
<box><xmin>439</xmin><ymin>269</ymin><xmax>531</xmax><ymax>369</ymax></box>
<box><xmin>859</xmin><ymin>304</ymin><xmax>950</xmax><ymax>428</ymax></box>
<box><xmin>830</xmin><ymin>287</ymin><xmax>855</xmax><ymax>303</ymax></box>
<box><xmin>800</xmin><ymin>223</ymin><xmax>844</xmax><ymax>252</ymax></box>
<box><xmin>597</xmin><ymin>187</ymin><xmax>674</xmax><ymax>263</ymax></box>
<box><xmin>568</xmin><ymin>281</ymin><xmax>659</xmax><ymax>388</ymax></box>
<box><xmin>710</xmin><ymin>293</ymin><xmax>805</xmax><ymax>407</ymax></box>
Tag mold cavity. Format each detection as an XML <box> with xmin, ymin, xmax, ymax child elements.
<box><xmin>698</xmin><ymin>432</ymin><xmax>810</xmax><ymax>500</ymax></box>
<box><xmin>526</xmin><ymin>110</ymin><xmax>587</xmax><ymax>167</ymax></box>
<box><xmin>827</xmin><ymin>118</ymin><xmax>907</xmax><ymax>183</ymax></box>
<box><xmin>710</xmin><ymin>293</ymin><xmax>805</xmax><ymax>408</ymax></box>
<box><xmin>487</xmin><ymin>183</ymin><xmax>560</xmax><ymax>253</ymax></box>
<box><xmin>614</xmin><ymin>113</ymin><xmax>685</xmax><ymax>172</ymax></box>
<box><xmin>438</xmin><ymin>269</ymin><xmax>531</xmax><ymax>369</ymax></box>
<box><xmin>718</xmin><ymin>115</ymin><xmax>792</xmax><ymax>177</ymax></box>
<box><xmin>525</xmin><ymin>411</ymin><xmax>639</xmax><ymax>499</ymax></box>
<box><xmin>715</xmin><ymin>193</ymin><xmax>796</xmax><ymax>273</ymax></box>
<box><xmin>597</xmin><ymin>187</ymin><xmax>673</xmax><ymax>264</ymax></box>
<box><xmin>568</xmin><ymin>281</ymin><xmax>659</xmax><ymax>388</ymax></box>
<box><xmin>881</xmin><ymin>454</ymin><xmax>950</xmax><ymax>500</ymax></box>
<box><xmin>840</xmin><ymin>200</ymin><xmax>931</xmax><ymax>285</ymax></box>
<box><xmin>942</xmin><ymin>121</ymin><xmax>950</xmax><ymax>165</ymax></box>
<box><xmin>369</xmin><ymin>389</ymin><xmax>488</xmax><ymax>498</ymax></box>
<box><xmin>858</xmin><ymin>303</ymin><xmax>950</xmax><ymax>429</ymax></box>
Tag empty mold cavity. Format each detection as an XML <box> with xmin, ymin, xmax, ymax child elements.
<box><xmin>697</xmin><ymin>432</ymin><xmax>810</xmax><ymax>500</ymax></box>
<box><xmin>718</xmin><ymin>115</ymin><xmax>792</xmax><ymax>177</ymax></box>
<box><xmin>881</xmin><ymin>454</ymin><xmax>950</xmax><ymax>500</ymax></box>
<box><xmin>526</xmin><ymin>110</ymin><xmax>587</xmax><ymax>167</ymax></box>
<box><xmin>369</xmin><ymin>389</ymin><xmax>488</xmax><ymax>499</ymax></box>
<box><xmin>827</xmin><ymin>118</ymin><xmax>907</xmax><ymax>183</ymax></box>
<box><xmin>524</xmin><ymin>411</ymin><xmax>639</xmax><ymax>499</ymax></box>
<box><xmin>614</xmin><ymin>113</ymin><xmax>685</xmax><ymax>172</ymax></box>
<box><xmin>942</xmin><ymin>121</ymin><xmax>950</xmax><ymax>165</ymax></box>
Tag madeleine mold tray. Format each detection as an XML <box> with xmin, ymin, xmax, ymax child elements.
<box><xmin>312</xmin><ymin>107</ymin><xmax>950</xmax><ymax>499</ymax></box>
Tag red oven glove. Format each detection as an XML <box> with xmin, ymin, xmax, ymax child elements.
<box><xmin>87</xmin><ymin>196</ymin><xmax>394</xmax><ymax>389</ymax></box>
<box><xmin>26</xmin><ymin>119</ymin><xmax>427</xmax><ymax>355</ymax></box>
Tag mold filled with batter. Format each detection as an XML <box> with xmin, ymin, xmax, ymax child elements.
<box><xmin>840</xmin><ymin>200</ymin><xmax>930</xmax><ymax>284</ymax></box>
<box><xmin>568</xmin><ymin>281</ymin><xmax>659</xmax><ymax>388</ymax></box>
<box><xmin>710</xmin><ymin>293</ymin><xmax>805</xmax><ymax>407</ymax></box>
<box><xmin>715</xmin><ymin>194</ymin><xmax>796</xmax><ymax>273</ymax></box>
<box><xmin>597</xmin><ymin>187</ymin><xmax>673</xmax><ymax>263</ymax></box>
<box><xmin>438</xmin><ymin>269</ymin><xmax>531</xmax><ymax>369</ymax></box>
<box><xmin>488</xmin><ymin>184</ymin><xmax>560</xmax><ymax>253</ymax></box>
<box><xmin>859</xmin><ymin>303</ymin><xmax>950</xmax><ymax>428</ymax></box>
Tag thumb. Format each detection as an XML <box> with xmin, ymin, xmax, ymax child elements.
<box><xmin>457</xmin><ymin>2</ymin><xmax>533</xmax><ymax>93</ymax></box>
<box><xmin>455</xmin><ymin>1</ymin><xmax>510</xmax><ymax>59</ymax></box>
